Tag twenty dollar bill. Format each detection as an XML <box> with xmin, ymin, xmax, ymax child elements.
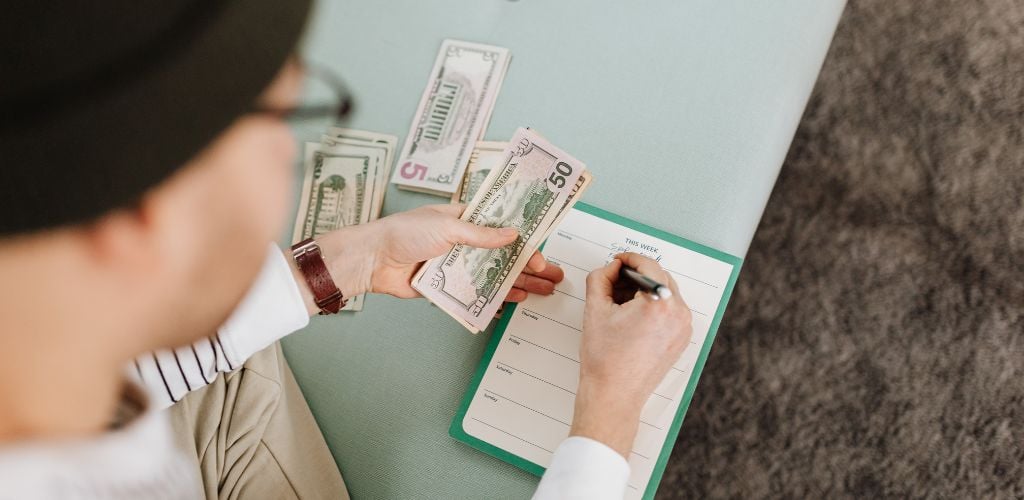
<box><xmin>293</xmin><ymin>129</ymin><xmax>398</xmax><ymax>311</ymax></box>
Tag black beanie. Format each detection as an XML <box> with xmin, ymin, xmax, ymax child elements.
<box><xmin>0</xmin><ymin>0</ymin><xmax>312</xmax><ymax>235</ymax></box>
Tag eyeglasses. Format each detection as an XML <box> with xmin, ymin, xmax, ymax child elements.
<box><xmin>251</xmin><ymin>61</ymin><xmax>353</xmax><ymax>122</ymax></box>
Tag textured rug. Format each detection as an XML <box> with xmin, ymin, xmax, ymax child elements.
<box><xmin>660</xmin><ymin>1</ymin><xmax>1023</xmax><ymax>498</ymax></box>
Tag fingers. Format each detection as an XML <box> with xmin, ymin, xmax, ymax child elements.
<box><xmin>522</xmin><ymin>252</ymin><xmax>565</xmax><ymax>283</ymax></box>
<box><xmin>504</xmin><ymin>288</ymin><xmax>529</xmax><ymax>303</ymax></box>
<box><xmin>663</xmin><ymin>274</ymin><xmax>692</xmax><ymax>324</ymax></box>
<box><xmin>525</xmin><ymin>258</ymin><xmax>564</xmax><ymax>284</ymax></box>
<box><xmin>452</xmin><ymin>220</ymin><xmax>519</xmax><ymax>249</ymax></box>
<box><xmin>536</xmin><ymin>261</ymin><xmax>565</xmax><ymax>283</ymax></box>
<box><xmin>663</xmin><ymin>272</ymin><xmax>682</xmax><ymax>303</ymax></box>
<box><xmin>585</xmin><ymin>258</ymin><xmax>623</xmax><ymax>306</ymax></box>
<box><xmin>614</xmin><ymin>252</ymin><xmax>670</xmax><ymax>284</ymax></box>
<box><xmin>525</xmin><ymin>250</ymin><xmax>546</xmax><ymax>273</ymax></box>
<box><xmin>513</xmin><ymin>273</ymin><xmax>556</xmax><ymax>295</ymax></box>
<box><xmin>612</xmin><ymin>253</ymin><xmax>687</xmax><ymax>312</ymax></box>
<box><xmin>504</xmin><ymin>256</ymin><xmax>565</xmax><ymax>303</ymax></box>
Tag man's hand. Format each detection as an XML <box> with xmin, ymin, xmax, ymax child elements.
<box><xmin>295</xmin><ymin>204</ymin><xmax>564</xmax><ymax>314</ymax></box>
<box><xmin>570</xmin><ymin>253</ymin><xmax>693</xmax><ymax>458</ymax></box>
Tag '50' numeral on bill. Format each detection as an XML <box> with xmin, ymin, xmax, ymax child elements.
<box><xmin>547</xmin><ymin>161</ymin><xmax>573</xmax><ymax>189</ymax></box>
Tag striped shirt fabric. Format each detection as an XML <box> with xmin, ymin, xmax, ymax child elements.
<box><xmin>129</xmin><ymin>244</ymin><xmax>310</xmax><ymax>409</ymax></box>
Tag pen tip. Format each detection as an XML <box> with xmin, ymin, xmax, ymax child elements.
<box><xmin>657</xmin><ymin>287</ymin><xmax>673</xmax><ymax>300</ymax></box>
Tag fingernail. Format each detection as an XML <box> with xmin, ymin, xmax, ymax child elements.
<box><xmin>500</xmin><ymin>227</ymin><xmax>519</xmax><ymax>238</ymax></box>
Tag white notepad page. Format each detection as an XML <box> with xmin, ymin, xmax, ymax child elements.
<box><xmin>460</xmin><ymin>207</ymin><xmax>736</xmax><ymax>498</ymax></box>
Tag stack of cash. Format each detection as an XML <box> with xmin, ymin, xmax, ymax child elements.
<box><xmin>291</xmin><ymin>40</ymin><xmax>594</xmax><ymax>323</ymax></box>
<box><xmin>412</xmin><ymin>128</ymin><xmax>593</xmax><ymax>332</ymax></box>
<box><xmin>390</xmin><ymin>39</ymin><xmax>511</xmax><ymax>197</ymax></box>
<box><xmin>450</xmin><ymin>141</ymin><xmax>508</xmax><ymax>204</ymax></box>
<box><xmin>292</xmin><ymin>128</ymin><xmax>398</xmax><ymax>311</ymax></box>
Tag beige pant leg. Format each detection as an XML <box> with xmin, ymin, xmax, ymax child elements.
<box><xmin>167</xmin><ymin>342</ymin><xmax>349</xmax><ymax>500</ymax></box>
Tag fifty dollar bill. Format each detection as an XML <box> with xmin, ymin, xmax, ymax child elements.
<box><xmin>413</xmin><ymin>128</ymin><xmax>592</xmax><ymax>332</ymax></box>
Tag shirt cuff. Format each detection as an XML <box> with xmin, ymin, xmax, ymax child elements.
<box><xmin>217</xmin><ymin>244</ymin><xmax>310</xmax><ymax>365</ymax></box>
<box><xmin>533</xmin><ymin>436</ymin><xmax>631</xmax><ymax>500</ymax></box>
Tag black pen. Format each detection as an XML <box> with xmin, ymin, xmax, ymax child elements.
<box><xmin>619</xmin><ymin>265</ymin><xmax>673</xmax><ymax>300</ymax></box>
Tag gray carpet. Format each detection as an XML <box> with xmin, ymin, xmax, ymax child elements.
<box><xmin>660</xmin><ymin>1</ymin><xmax>1024</xmax><ymax>498</ymax></box>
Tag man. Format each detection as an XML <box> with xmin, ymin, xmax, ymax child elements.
<box><xmin>0</xmin><ymin>1</ymin><xmax>693</xmax><ymax>499</ymax></box>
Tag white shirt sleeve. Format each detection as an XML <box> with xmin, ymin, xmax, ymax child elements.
<box><xmin>215</xmin><ymin>243</ymin><xmax>309</xmax><ymax>363</ymax></box>
<box><xmin>533</xmin><ymin>436</ymin><xmax>631</xmax><ymax>500</ymax></box>
<box><xmin>132</xmin><ymin>244</ymin><xmax>309</xmax><ymax>409</ymax></box>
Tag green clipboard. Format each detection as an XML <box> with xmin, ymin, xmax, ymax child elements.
<box><xmin>449</xmin><ymin>201</ymin><xmax>743</xmax><ymax>499</ymax></box>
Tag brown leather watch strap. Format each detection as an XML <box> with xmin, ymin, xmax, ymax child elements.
<box><xmin>291</xmin><ymin>238</ymin><xmax>346</xmax><ymax>315</ymax></box>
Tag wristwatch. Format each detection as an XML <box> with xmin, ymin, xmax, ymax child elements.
<box><xmin>290</xmin><ymin>238</ymin><xmax>346</xmax><ymax>314</ymax></box>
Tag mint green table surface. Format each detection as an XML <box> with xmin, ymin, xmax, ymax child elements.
<box><xmin>281</xmin><ymin>1</ymin><xmax>845</xmax><ymax>498</ymax></box>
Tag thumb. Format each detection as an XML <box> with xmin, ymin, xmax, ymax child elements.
<box><xmin>452</xmin><ymin>221</ymin><xmax>519</xmax><ymax>249</ymax></box>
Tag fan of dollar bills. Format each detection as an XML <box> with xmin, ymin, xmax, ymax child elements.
<box><xmin>292</xmin><ymin>40</ymin><xmax>593</xmax><ymax>332</ymax></box>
